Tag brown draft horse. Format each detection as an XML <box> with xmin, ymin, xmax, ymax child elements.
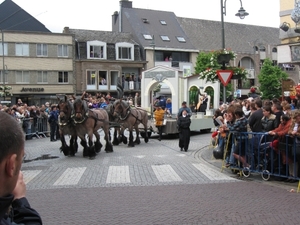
<box><xmin>73</xmin><ymin>96</ymin><xmax>113</xmax><ymax>159</ymax></box>
<box><xmin>106</xmin><ymin>103</ymin><xmax>127</xmax><ymax>145</ymax></box>
<box><xmin>113</xmin><ymin>100</ymin><xmax>149</xmax><ymax>147</ymax></box>
<box><xmin>57</xmin><ymin>95</ymin><xmax>78</xmax><ymax>156</ymax></box>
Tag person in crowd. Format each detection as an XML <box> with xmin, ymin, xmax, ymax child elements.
<box><xmin>17</xmin><ymin>99</ymin><xmax>23</xmax><ymax>106</ymax></box>
<box><xmin>271</xmin><ymin>102</ymin><xmax>284</xmax><ymax>127</ymax></box>
<box><xmin>268</xmin><ymin>114</ymin><xmax>292</xmax><ymax>165</ymax></box>
<box><xmin>248</xmin><ymin>98</ymin><xmax>263</xmax><ymax>132</ymax></box>
<box><xmin>261</xmin><ymin>105</ymin><xmax>278</xmax><ymax>133</ymax></box>
<box><xmin>242</xmin><ymin>99</ymin><xmax>251</xmax><ymax>118</ymax></box>
<box><xmin>282</xmin><ymin>102</ymin><xmax>292</xmax><ymax>115</ymax></box>
<box><xmin>48</xmin><ymin>105</ymin><xmax>59</xmax><ymax>142</ymax></box>
<box><xmin>99</xmin><ymin>97</ymin><xmax>108</xmax><ymax>109</ymax></box>
<box><xmin>213</xmin><ymin>109</ymin><xmax>223</xmax><ymax>127</ymax></box>
<box><xmin>286</xmin><ymin>111</ymin><xmax>300</xmax><ymax>181</ymax></box>
<box><xmin>223</xmin><ymin>107</ymin><xmax>249</xmax><ymax>168</ymax></box>
<box><xmin>154</xmin><ymin>104</ymin><xmax>165</xmax><ymax>141</ymax></box>
<box><xmin>165</xmin><ymin>98</ymin><xmax>172</xmax><ymax>116</ymax></box>
<box><xmin>177</xmin><ymin>101</ymin><xmax>192</xmax><ymax>118</ymax></box>
<box><xmin>0</xmin><ymin>111</ymin><xmax>43</xmax><ymax>224</ymax></box>
<box><xmin>177</xmin><ymin>109</ymin><xmax>191</xmax><ymax>152</ymax></box>
<box><xmin>134</xmin><ymin>92</ymin><xmax>141</xmax><ymax>107</ymax></box>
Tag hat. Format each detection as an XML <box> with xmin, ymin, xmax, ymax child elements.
<box><xmin>182</xmin><ymin>101</ymin><xmax>187</xmax><ymax>105</ymax></box>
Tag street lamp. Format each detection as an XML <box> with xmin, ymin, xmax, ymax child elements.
<box><xmin>220</xmin><ymin>0</ymin><xmax>249</xmax><ymax>103</ymax></box>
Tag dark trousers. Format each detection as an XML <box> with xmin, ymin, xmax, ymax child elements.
<box><xmin>50</xmin><ymin>122</ymin><xmax>57</xmax><ymax>141</ymax></box>
<box><xmin>179</xmin><ymin>128</ymin><xmax>190</xmax><ymax>150</ymax></box>
<box><xmin>157</xmin><ymin>126</ymin><xmax>163</xmax><ymax>140</ymax></box>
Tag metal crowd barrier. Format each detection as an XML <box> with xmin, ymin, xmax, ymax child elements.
<box><xmin>221</xmin><ymin>132</ymin><xmax>300</xmax><ymax>184</ymax></box>
<box><xmin>22</xmin><ymin>117</ymin><xmax>50</xmax><ymax>140</ymax></box>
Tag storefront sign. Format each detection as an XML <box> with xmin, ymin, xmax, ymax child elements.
<box><xmin>20</xmin><ymin>87</ymin><xmax>44</xmax><ymax>92</ymax></box>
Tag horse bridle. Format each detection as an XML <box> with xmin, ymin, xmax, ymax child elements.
<box><xmin>114</xmin><ymin>102</ymin><xmax>131</xmax><ymax>121</ymax></box>
<box><xmin>59</xmin><ymin>100</ymin><xmax>74</xmax><ymax>126</ymax></box>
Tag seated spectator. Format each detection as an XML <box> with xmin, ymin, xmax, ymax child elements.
<box><xmin>223</xmin><ymin>107</ymin><xmax>249</xmax><ymax>168</ymax></box>
<box><xmin>268</xmin><ymin>114</ymin><xmax>292</xmax><ymax>164</ymax></box>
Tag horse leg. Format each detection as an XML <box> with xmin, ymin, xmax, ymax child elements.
<box><xmin>104</xmin><ymin>128</ymin><xmax>114</xmax><ymax>153</ymax></box>
<box><xmin>69</xmin><ymin>135</ymin><xmax>77</xmax><ymax>156</ymax></box>
<box><xmin>94</xmin><ymin>131</ymin><xmax>102</xmax><ymax>153</ymax></box>
<box><xmin>87</xmin><ymin>132</ymin><xmax>96</xmax><ymax>159</ymax></box>
<box><xmin>80</xmin><ymin>139</ymin><xmax>89</xmax><ymax>157</ymax></box>
<box><xmin>112</xmin><ymin>128</ymin><xmax>120</xmax><ymax>146</ymax></box>
<box><xmin>134</xmin><ymin>125</ymin><xmax>141</xmax><ymax>145</ymax></box>
<box><xmin>119</xmin><ymin>127</ymin><xmax>128</xmax><ymax>144</ymax></box>
<box><xmin>128</xmin><ymin>130</ymin><xmax>135</xmax><ymax>147</ymax></box>
<box><xmin>60</xmin><ymin>133</ymin><xmax>70</xmax><ymax>156</ymax></box>
<box><xmin>143</xmin><ymin>122</ymin><xmax>149</xmax><ymax>143</ymax></box>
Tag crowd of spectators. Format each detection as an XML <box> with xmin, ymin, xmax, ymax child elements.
<box><xmin>213</xmin><ymin>96</ymin><xmax>300</xmax><ymax>182</ymax></box>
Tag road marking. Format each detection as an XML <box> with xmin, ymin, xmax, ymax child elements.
<box><xmin>192</xmin><ymin>163</ymin><xmax>234</xmax><ymax>181</ymax></box>
<box><xmin>106</xmin><ymin>166</ymin><xmax>130</xmax><ymax>183</ymax></box>
<box><xmin>175</xmin><ymin>154</ymin><xmax>186</xmax><ymax>157</ymax></box>
<box><xmin>152</xmin><ymin>165</ymin><xmax>182</xmax><ymax>182</ymax></box>
<box><xmin>53</xmin><ymin>167</ymin><xmax>86</xmax><ymax>186</ymax></box>
<box><xmin>133</xmin><ymin>155</ymin><xmax>146</xmax><ymax>158</ymax></box>
<box><xmin>22</xmin><ymin>170</ymin><xmax>42</xmax><ymax>184</ymax></box>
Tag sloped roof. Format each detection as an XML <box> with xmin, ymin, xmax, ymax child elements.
<box><xmin>177</xmin><ymin>17</ymin><xmax>280</xmax><ymax>53</ymax></box>
<box><xmin>67</xmin><ymin>28</ymin><xmax>139</xmax><ymax>45</ymax></box>
<box><xmin>0</xmin><ymin>0</ymin><xmax>50</xmax><ymax>32</ymax></box>
<box><xmin>121</xmin><ymin>7</ymin><xmax>198</xmax><ymax>51</ymax></box>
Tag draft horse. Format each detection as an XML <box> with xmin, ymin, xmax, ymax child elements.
<box><xmin>73</xmin><ymin>96</ymin><xmax>113</xmax><ymax>159</ymax></box>
<box><xmin>57</xmin><ymin>95</ymin><xmax>78</xmax><ymax>156</ymax></box>
<box><xmin>106</xmin><ymin>103</ymin><xmax>127</xmax><ymax>145</ymax></box>
<box><xmin>113</xmin><ymin>100</ymin><xmax>149</xmax><ymax>147</ymax></box>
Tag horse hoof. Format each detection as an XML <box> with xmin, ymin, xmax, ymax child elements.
<box><xmin>145</xmin><ymin>138</ymin><xmax>149</xmax><ymax>143</ymax></box>
<box><xmin>128</xmin><ymin>143</ymin><xmax>135</xmax><ymax>147</ymax></box>
<box><xmin>89</xmin><ymin>156</ymin><xmax>96</xmax><ymax>160</ymax></box>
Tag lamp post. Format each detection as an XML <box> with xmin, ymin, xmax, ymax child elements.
<box><xmin>220</xmin><ymin>0</ymin><xmax>248</xmax><ymax>103</ymax></box>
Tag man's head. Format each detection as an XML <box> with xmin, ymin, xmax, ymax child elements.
<box><xmin>182</xmin><ymin>101</ymin><xmax>187</xmax><ymax>107</ymax></box>
<box><xmin>0</xmin><ymin>112</ymin><xmax>24</xmax><ymax>196</ymax></box>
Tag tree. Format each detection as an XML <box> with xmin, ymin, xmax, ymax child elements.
<box><xmin>258</xmin><ymin>58</ymin><xmax>288</xmax><ymax>100</ymax></box>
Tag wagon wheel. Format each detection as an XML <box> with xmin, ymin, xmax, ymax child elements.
<box><xmin>261</xmin><ymin>170</ymin><xmax>270</xmax><ymax>181</ymax></box>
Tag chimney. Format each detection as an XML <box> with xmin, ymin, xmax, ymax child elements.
<box><xmin>63</xmin><ymin>27</ymin><xmax>70</xmax><ymax>34</ymax></box>
<box><xmin>120</xmin><ymin>0</ymin><xmax>132</xmax><ymax>8</ymax></box>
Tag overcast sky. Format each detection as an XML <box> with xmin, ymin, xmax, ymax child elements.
<box><xmin>5</xmin><ymin>0</ymin><xmax>280</xmax><ymax>33</ymax></box>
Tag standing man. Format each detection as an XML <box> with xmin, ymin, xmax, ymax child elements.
<box><xmin>177</xmin><ymin>110</ymin><xmax>191</xmax><ymax>151</ymax></box>
<box><xmin>0</xmin><ymin>112</ymin><xmax>42</xmax><ymax>224</ymax></box>
<box><xmin>177</xmin><ymin>101</ymin><xmax>192</xmax><ymax>118</ymax></box>
<box><xmin>48</xmin><ymin>105</ymin><xmax>59</xmax><ymax>142</ymax></box>
<box><xmin>154</xmin><ymin>104</ymin><xmax>165</xmax><ymax>141</ymax></box>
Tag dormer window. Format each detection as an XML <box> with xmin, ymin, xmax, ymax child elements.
<box><xmin>160</xmin><ymin>35</ymin><xmax>170</xmax><ymax>41</ymax></box>
<box><xmin>143</xmin><ymin>34</ymin><xmax>153</xmax><ymax>40</ymax></box>
<box><xmin>116</xmin><ymin>42</ymin><xmax>134</xmax><ymax>60</ymax></box>
<box><xmin>160</xmin><ymin>20</ymin><xmax>167</xmax><ymax>25</ymax></box>
<box><xmin>87</xmin><ymin>41</ymin><xmax>107</xmax><ymax>59</ymax></box>
<box><xmin>176</xmin><ymin>37</ymin><xmax>186</xmax><ymax>42</ymax></box>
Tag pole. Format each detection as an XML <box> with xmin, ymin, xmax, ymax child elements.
<box><xmin>221</xmin><ymin>0</ymin><xmax>226</xmax><ymax>104</ymax></box>
<box><xmin>2</xmin><ymin>30</ymin><xmax>4</xmax><ymax>101</ymax></box>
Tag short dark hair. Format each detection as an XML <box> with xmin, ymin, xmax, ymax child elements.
<box><xmin>234</xmin><ymin>107</ymin><xmax>244</xmax><ymax>117</ymax></box>
<box><xmin>255</xmin><ymin>99</ymin><xmax>262</xmax><ymax>108</ymax></box>
<box><xmin>0</xmin><ymin>112</ymin><xmax>24</xmax><ymax>162</ymax></box>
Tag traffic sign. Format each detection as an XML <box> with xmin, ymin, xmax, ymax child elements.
<box><xmin>216</xmin><ymin>70</ymin><xmax>233</xmax><ymax>86</ymax></box>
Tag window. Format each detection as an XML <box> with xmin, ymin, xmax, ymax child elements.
<box><xmin>37</xmin><ymin>71</ymin><xmax>48</xmax><ymax>83</ymax></box>
<box><xmin>16</xmin><ymin>43</ymin><xmax>29</xmax><ymax>56</ymax></box>
<box><xmin>90</xmin><ymin>45</ymin><xmax>104</xmax><ymax>58</ymax></box>
<box><xmin>259</xmin><ymin>46</ymin><xmax>266</xmax><ymax>52</ymax></box>
<box><xmin>16</xmin><ymin>71</ymin><xmax>29</xmax><ymax>83</ymax></box>
<box><xmin>36</xmin><ymin>44</ymin><xmax>48</xmax><ymax>56</ymax></box>
<box><xmin>87</xmin><ymin>71</ymin><xmax>96</xmax><ymax>85</ymax></box>
<box><xmin>272</xmin><ymin>47</ymin><xmax>277</xmax><ymax>53</ymax></box>
<box><xmin>58</xmin><ymin>44</ymin><xmax>68</xmax><ymax>57</ymax></box>
<box><xmin>116</xmin><ymin>42</ymin><xmax>134</xmax><ymax>60</ymax></box>
<box><xmin>0</xmin><ymin>43</ymin><xmax>7</xmax><ymax>56</ymax></box>
<box><xmin>160</xmin><ymin>35</ymin><xmax>170</xmax><ymax>41</ymax></box>
<box><xmin>160</xmin><ymin>20</ymin><xmax>167</xmax><ymax>25</ymax></box>
<box><xmin>118</xmin><ymin>47</ymin><xmax>132</xmax><ymax>59</ymax></box>
<box><xmin>58</xmin><ymin>71</ymin><xmax>68</xmax><ymax>83</ymax></box>
<box><xmin>143</xmin><ymin>34</ymin><xmax>153</xmax><ymax>40</ymax></box>
<box><xmin>176</xmin><ymin>37</ymin><xmax>186</xmax><ymax>42</ymax></box>
<box><xmin>110</xmin><ymin>71</ymin><xmax>119</xmax><ymax>86</ymax></box>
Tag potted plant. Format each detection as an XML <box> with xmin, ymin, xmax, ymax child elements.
<box><xmin>212</xmin><ymin>49</ymin><xmax>236</xmax><ymax>64</ymax></box>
